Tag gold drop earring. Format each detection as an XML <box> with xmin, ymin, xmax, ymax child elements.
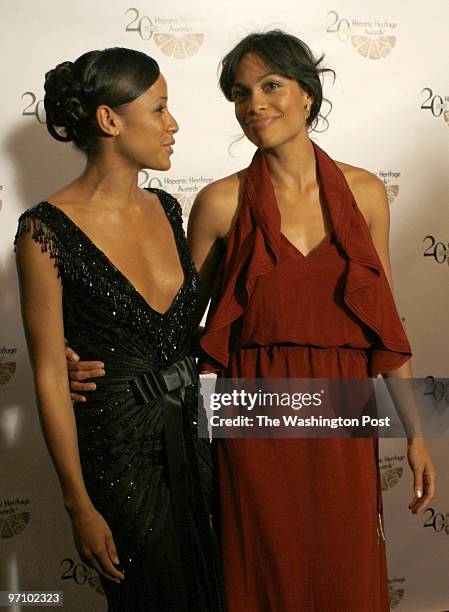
<box><xmin>304</xmin><ymin>102</ymin><xmax>311</xmax><ymax>121</ymax></box>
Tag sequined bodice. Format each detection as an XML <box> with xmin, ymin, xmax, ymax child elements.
<box><xmin>16</xmin><ymin>189</ymin><xmax>198</xmax><ymax>371</ymax></box>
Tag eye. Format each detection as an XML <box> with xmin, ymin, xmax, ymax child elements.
<box><xmin>231</xmin><ymin>89</ymin><xmax>247</xmax><ymax>103</ymax></box>
<box><xmin>263</xmin><ymin>80</ymin><xmax>281</xmax><ymax>92</ymax></box>
<box><xmin>155</xmin><ymin>104</ymin><xmax>167</xmax><ymax>113</ymax></box>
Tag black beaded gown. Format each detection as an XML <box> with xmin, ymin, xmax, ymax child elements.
<box><xmin>15</xmin><ymin>189</ymin><xmax>224</xmax><ymax>611</ymax></box>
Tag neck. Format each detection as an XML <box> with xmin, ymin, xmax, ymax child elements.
<box><xmin>262</xmin><ymin>132</ymin><xmax>316</xmax><ymax>193</ymax></box>
<box><xmin>75</xmin><ymin>150</ymin><xmax>145</xmax><ymax>211</ymax></box>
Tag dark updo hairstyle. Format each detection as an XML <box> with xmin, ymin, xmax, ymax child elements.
<box><xmin>219</xmin><ymin>30</ymin><xmax>335</xmax><ymax>132</ymax></box>
<box><xmin>44</xmin><ymin>47</ymin><xmax>160</xmax><ymax>155</ymax></box>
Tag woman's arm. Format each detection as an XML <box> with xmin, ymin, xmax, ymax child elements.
<box><xmin>349</xmin><ymin>170</ymin><xmax>436</xmax><ymax>514</ymax></box>
<box><xmin>187</xmin><ymin>179</ymin><xmax>237</xmax><ymax>326</ymax></box>
<box><xmin>16</xmin><ymin>230</ymin><xmax>124</xmax><ymax>582</ymax></box>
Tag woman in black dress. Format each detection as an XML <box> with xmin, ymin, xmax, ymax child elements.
<box><xmin>15</xmin><ymin>47</ymin><xmax>223</xmax><ymax>611</ymax></box>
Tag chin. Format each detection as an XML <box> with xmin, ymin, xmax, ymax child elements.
<box><xmin>148</xmin><ymin>158</ymin><xmax>171</xmax><ymax>172</ymax></box>
<box><xmin>245</xmin><ymin>131</ymin><xmax>283</xmax><ymax>151</ymax></box>
<box><xmin>259</xmin><ymin>132</ymin><xmax>300</xmax><ymax>151</ymax></box>
<box><xmin>253</xmin><ymin>137</ymin><xmax>283</xmax><ymax>151</ymax></box>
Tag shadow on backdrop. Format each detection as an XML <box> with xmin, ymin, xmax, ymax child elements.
<box><xmin>0</xmin><ymin>118</ymin><xmax>83</xmax><ymax>454</ymax></box>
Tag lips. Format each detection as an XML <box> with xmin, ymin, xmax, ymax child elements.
<box><xmin>246</xmin><ymin>116</ymin><xmax>278</xmax><ymax>130</ymax></box>
<box><xmin>162</xmin><ymin>140</ymin><xmax>175</xmax><ymax>154</ymax></box>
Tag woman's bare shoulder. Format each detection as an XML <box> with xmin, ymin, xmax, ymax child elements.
<box><xmin>190</xmin><ymin>169</ymin><xmax>247</xmax><ymax>239</ymax></box>
<box><xmin>196</xmin><ymin>170</ymin><xmax>245</xmax><ymax>206</ymax></box>
<box><xmin>335</xmin><ymin>160</ymin><xmax>388</xmax><ymax>227</ymax></box>
<box><xmin>336</xmin><ymin>160</ymin><xmax>384</xmax><ymax>193</ymax></box>
<box><xmin>44</xmin><ymin>180</ymin><xmax>85</xmax><ymax>210</ymax></box>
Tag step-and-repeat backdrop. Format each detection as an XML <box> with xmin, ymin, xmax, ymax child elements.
<box><xmin>1</xmin><ymin>1</ymin><xmax>448</xmax><ymax>610</ymax></box>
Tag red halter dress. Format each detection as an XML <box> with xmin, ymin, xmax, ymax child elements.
<box><xmin>201</xmin><ymin>143</ymin><xmax>411</xmax><ymax>611</ymax></box>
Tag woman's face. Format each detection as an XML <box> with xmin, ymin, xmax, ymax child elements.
<box><xmin>231</xmin><ymin>53</ymin><xmax>311</xmax><ymax>150</ymax></box>
<box><xmin>115</xmin><ymin>73</ymin><xmax>178</xmax><ymax>171</ymax></box>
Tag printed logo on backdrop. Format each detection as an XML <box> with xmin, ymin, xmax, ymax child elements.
<box><xmin>424</xmin><ymin>376</ymin><xmax>449</xmax><ymax>409</ymax></box>
<box><xmin>419</xmin><ymin>379</ymin><xmax>449</xmax><ymax>534</ymax></box>
<box><xmin>379</xmin><ymin>454</ymin><xmax>405</xmax><ymax>492</ymax></box>
<box><xmin>0</xmin><ymin>497</ymin><xmax>31</xmax><ymax>539</ymax></box>
<box><xmin>423</xmin><ymin>507</ymin><xmax>449</xmax><ymax>536</ymax></box>
<box><xmin>388</xmin><ymin>578</ymin><xmax>405</xmax><ymax>609</ymax></box>
<box><xmin>420</xmin><ymin>88</ymin><xmax>449</xmax><ymax>128</ymax></box>
<box><xmin>375</xmin><ymin>170</ymin><xmax>401</xmax><ymax>205</ymax></box>
<box><xmin>21</xmin><ymin>92</ymin><xmax>45</xmax><ymax>124</ymax></box>
<box><xmin>0</xmin><ymin>347</ymin><xmax>17</xmax><ymax>386</ymax></box>
<box><xmin>326</xmin><ymin>11</ymin><xmax>397</xmax><ymax>60</ymax></box>
<box><xmin>61</xmin><ymin>558</ymin><xmax>105</xmax><ymax>597</ymax></box>
<box><xmin>139</xmin><ymin>171</ymin><xmax>214</xmax><ymax>218</ymax></box>
<box><xmin>423</xmin><ymin>235</ymin><xmax>449</xmax><ymax>265</ymax></box>
<box><xmin>21</xmin><ymin>5</ymin><xmax>206</xmax><ymax>128</ymax></box>
<box><xmin>125</xmin><ymin>9</ymin><xmax>204</xmax><ymax>60</ymax></box>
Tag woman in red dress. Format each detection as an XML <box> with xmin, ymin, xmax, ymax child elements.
<box><xmin>187</xmin><ymin>31</ymin><xmax>436</xmax><ymax>611</ymax></box>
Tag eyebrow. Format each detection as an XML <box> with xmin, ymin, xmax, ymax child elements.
<box><xmin>231</xmin><ymin>72</ymin><xmax>280</xmax><ymax>89</ymax></box>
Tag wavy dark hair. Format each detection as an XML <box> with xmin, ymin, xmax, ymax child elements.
<box><xmin>219</xmin><ymin>30</ymin><xmax>335</xmax><ymax>132</ymax></box>
<box><xmin>44</xmin><ymin>47</ymin><xmax>160</xmax><ymax>154</ymax></box>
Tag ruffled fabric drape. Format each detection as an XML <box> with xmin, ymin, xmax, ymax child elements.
<box><xmin>201</xmin><ymin>142</ymin><xmax>411</xmax><ymax>376</ymax></box>
<box><xmin>200</xmin><ymin>142</ymin><xmax>411</xmax><ymax>612</ymax></box>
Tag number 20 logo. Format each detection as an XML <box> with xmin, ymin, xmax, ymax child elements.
<box><xmin>326</xmin><ymin>11</ymin><xmax>351</xmax><ymax>42</ymax></box>
<box><xmin>424</xmin><ymin>508</ymin><xmax>449</xmax><ymax>534</ymax></box>
<box><xmin>21</xmin><ymin>92</ymin><xmax>45</xmax><ymax>124</ymax></box>
<box><xmin>125</xmin><ymin>8</ymin><xmax>154</xmax><ymax>40</ymax></box>
<box><xmin>423</xmin><ymin>236</ymin><xmax>448</xmax><ymax>264</ymax></box>
<box><xmin>138</xmin><ymin>172</ymin><xmax>163</xmax><ymax>189</ymax></box>
<box><xmin>421</xmin><ymin>88</ymin><xmax>448</xmax><ymax>117</ymax></box>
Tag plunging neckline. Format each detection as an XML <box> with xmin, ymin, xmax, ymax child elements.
<box><xmin>280</xmin><ymin>232</ymin><xmax>331</xmax><ymax>260</ymax></box>
<box><xmin>41</xmin><ymin>191</ymin><xmax>187</xmax><ymax>318</ymax></box>
<box><xmin>260</xmin><ymin>146</ymin><xmax>333</xmax><ymax>262</ymax></box>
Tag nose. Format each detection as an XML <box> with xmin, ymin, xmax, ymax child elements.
<box><xmin>167</xmin><ymin>111</ymin><xmax>179</xmax><ymax>134</ymax></box>
<box><xmin>246</xmin><ymin>90</ymin><xmax>267</xmax><ymax>115</ymax></box>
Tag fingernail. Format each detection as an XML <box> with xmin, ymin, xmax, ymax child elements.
<box><xmin>98</xmin><ymin>362</ymin><xmax>104</xmax><ymax>367</ymax></box>
<box><xmin>416</xmin><ymin>489</ymin><xmax>423</xmax><ymax>498</ymax></box>
<box><xmin>114</xmin><ymin>555</ymin><xmax>120</xmax><ymax>564</ymax></box>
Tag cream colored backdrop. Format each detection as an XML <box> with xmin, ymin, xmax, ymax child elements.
<box><xmin>1</xmin><ymin>1</ymin><xmax>448</xmax><ymax>611</ymax></box>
